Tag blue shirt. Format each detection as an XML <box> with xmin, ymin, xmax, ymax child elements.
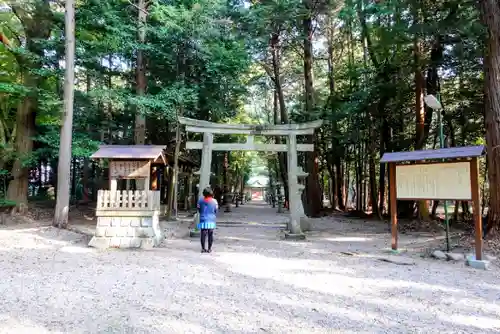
<box><xmin>197</xmin><ymin>196</ymin><xmax>218</xmax><ymax>230</ymax></box>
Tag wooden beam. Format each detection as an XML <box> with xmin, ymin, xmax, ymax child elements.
<box><xmin>185</xmin><ymin>141</ymin><xmax>314</xmax><ymax>152</ymax></box>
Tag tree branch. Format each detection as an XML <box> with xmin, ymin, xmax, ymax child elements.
<box><xmin>127</xmin><ymin>0</ymin><xmax>149</xmax><ymax>15</ymax></box>
<box><xmin>260</xmin><ymin>62</ymin><xmax>276</xmax><ymax>83</ymax></box>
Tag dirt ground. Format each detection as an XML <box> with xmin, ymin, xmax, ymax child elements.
<box><xmin>0</xmin><ymin>202</ymin><xmax>499</xmax><ymax>333</ymax></box>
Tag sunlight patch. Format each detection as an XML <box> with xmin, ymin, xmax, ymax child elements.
<box><xmin>59</xmin><ymin>246</ymin><xmax>94</xmax><ymax>254</ymax></box>
<box><xmin>323</xmin><ymin>237</ymin><xmax>372</xmax><ymax>242</ymax></box>
<box><xmin>443</xmin><ymin>314</ymin><xmax>500</xmax><ymax>330</ymax></box>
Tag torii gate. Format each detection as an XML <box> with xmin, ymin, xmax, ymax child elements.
<box><xmin>178</xmin><ymin>117</ymin><xmax>323</xmax><ymax>238</ymax></box>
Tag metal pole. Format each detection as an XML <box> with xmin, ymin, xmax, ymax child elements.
<box><xmin>437</xmin><ymin>94</ymin><xmax>450</xmax><ymax>252</ymax></box>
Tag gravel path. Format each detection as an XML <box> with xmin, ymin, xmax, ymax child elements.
<box><xmin>0</xmin><ymin>203</ymin><xmax>499</xmax><ymax>333</ymax></box>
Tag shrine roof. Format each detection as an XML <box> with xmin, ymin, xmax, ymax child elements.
<box><xmin>91</xmin><ymin>145</ymin><xmax>166</xmax><ymax>161</ymax></box>
<box><xmin>380</xmin><ymin>145</ymin><xmax>485</xmax><ymax>163</ymax></box>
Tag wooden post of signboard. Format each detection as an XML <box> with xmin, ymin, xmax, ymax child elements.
<box><xmin>470</xmin><ymin>157</ymin><xmax>483</xmax><ymax>261</ymax></box>
<box><xmin>389</xmin><ymin>162</ymin><xmax>398</xmax><ymax>250</ymax></box>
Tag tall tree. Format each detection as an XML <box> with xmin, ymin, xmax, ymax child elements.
<box><xmin>53</xmin><ymin>0</ymin><xmax>76</xmax><ymax>228</ymax></box>
<box><xmin>134</xmin><ymin>0</ymin><xmax>149</xmax><ymax>146</ymax></box>
<box><xmin>302</xmin><ymin>0</ymin><xmax>322</xmax><ymax>217</ymax></box>
<box><xmin>479</xmin><ymin>0</ymin><xmax>500</xmax><ymax>234</ymax></box>
<box><xmin>6</xmin><ymin>1</ymin><xmax>53</xmax><ymax>212</ymax></box>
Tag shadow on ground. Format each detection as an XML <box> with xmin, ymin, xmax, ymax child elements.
<box><xmin>0</xmin><ymin>219</ymin><xmax>499</xmax><ymax>333</ymax></box>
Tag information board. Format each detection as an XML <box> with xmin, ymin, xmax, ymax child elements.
<box><xmin>395</xmin><ymin>162</ymin><xmax>471</xmax><ymax>200</ymax></box>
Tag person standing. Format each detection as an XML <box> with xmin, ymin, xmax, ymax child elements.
<box><xmin>197</xmin><ymin>187</ymin><xmax>218</xmax><ymax>253</ymax></box>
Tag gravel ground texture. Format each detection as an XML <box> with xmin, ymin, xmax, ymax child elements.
<box><xmin>0</xmin><ymin>202</ymin><xmax>499</xmax><ymax>334</ymax></box>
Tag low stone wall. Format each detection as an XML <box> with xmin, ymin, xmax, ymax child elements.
<box><xmin>89</xmin><ymin>214</ymin><xmax>162</xmax><ymax>249</ymax></box>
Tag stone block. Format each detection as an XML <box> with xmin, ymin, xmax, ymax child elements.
<box><xmin>121</xmin><ymin>218</ymin><xmax>131</xmax><ymax>227</ymax></box>
<box><xmin>95</xmin><ymin>226</ymin><xmax>107</xmax><ymax>237</ymax></box>
<box><xmin>468</xmin><ymin>253</ymin><xmax>497</xmax><ymax>262</ymax></box>
<box><xmin>109</xmin><ymin>237</ymin><xmax>121</xmax><ymax>248</ymax></box>
<box><xmin>466</xmin><ymin>255</ymin><xmax>490</xmax><ymax>270</ymax></box>
<box><xmin>129</xmin><ymin>237</ymin><xmax>142</xmax><ymax>248</ymax></box>
<box><xmin>135</xmin><ymin>227</ymin><xmax>155</xmax><ymax>238</ymax></box>
<box><xmin>445</xmin><ymin>252</ymin><xmax>464</xmax><ymax>261</ymax></box>
<box><xmin>284</xmin><ymin>232</ymin><xmax>306</xmax><ymax>241</ymax></box>
<box><xmin>98</xmin><ymin>217</ymin><xmax>112</xmax><ymax>227</ymax></box>
<box><xmin>141</xmin><ymin>218</ymin><xmax>153</xmax><ymax>227</ymax></box>
<box><xmin>485</xmin><ymin>254</ymin><xmax>497</xmax><ymax>261</ymax></box>
<box><xmin>145</xmin><ymin>228</ymin><xmax>156</xmax><ymax>238</ymax></box>
<box><xmin>105</xmin><ymin>227</ymin><xmax>118</xmax><ymax>237</ymax></box>
<box><xmin>130</xmin><ymin>219</ymin><xmax>141</xmax><ymax>227</ymax></box>
<box><xmin>111</xmin><ymin>218</ymin><xmax>121</xmax><ymax>227</ymax></box>
<box><xmin>120</xmin><ymin>238</ymin><xmax>131</xmax><ymax>248</ymax></box>
<box><xmin>88</xmin><ymin>237</ymin><xmax>110</xmax><ymax>249</ymax></box>
<box><xmin>126</xmin><ymin>227</ymin><xmax>137</xmax><ymax>237</ymax></box>
<box><xmin>115</xmin><ymin>227</ymin><xmax>127</xmax><ymax>237</ymax></box>
<box><xmin>431</xmin><ymin>250</ymin><xmax>447</xmax><ymax>260</ymax></box>
<box><xmin>140</xmin><ymin>239</ymin><xmax>155</xmax><ymax>249</ymax></box>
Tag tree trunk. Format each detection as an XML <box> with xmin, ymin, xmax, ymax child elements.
<box><xmin>369</xmin><ymin>150</ymin><xmax>379</xmax><ymax>217</ymax></box>
<box><xmin>70</xmin><ymin>157</ymin><xmax>77</xmax><ymax>200</ymax></box>
<box><xmin>134</xmin><ymin>0</ymin><xmax>148</xmax><ymax>145</ymax></box>
<box><xmin>344</xmin><ymin>159</ymin><xmax>351</xmax><ymax>209</ymax></box>
<box><xmin>53</xmin><ymin>0</ymin><xmax>76</xmax><ymax>228</ymax></box>
<box><xmin>107</xmin><ymin>55</ymin><xmax>113</xmax><ymax>142</ymax></box>
<box><xmin>7</xmin><ymin>2</ymin><xmax>53</xmax><ymax>211</ymax></box>
<box><xmin>326</xmin><ymin>18</ymin><xmax>345</xmax><ymax>211</ymax></box>
<box><xmin>270</xmin><ymin>33</ymin><xmax>289</xmax><ymax>203</ymax></box>
<box><xmin>166</xmin><ymin>120</ymin><xmax>181</xmax><ymax>218</ymax></box>
<box><xmin>355</xmin><ymin>145</ymin><xmax>362</xmax><ymax>211</ymax></box>
<box><xmin>82</xmin><ymin>72</ymin><xmax>92</xmax><ymax>202</ymax></box>
<box><xmin>166</xmin><ymin>46</ymin><xmax>185</xmax><ymax>219</ymax></box>
<box><xmin>379</xmin><ymin>121</ymin><xmax>391</xmax><ymax>215</ymax></box>
<box><xmin>479</xmin><ymin>0</ymin><xmax>500</xmax><ymax>234</ymax></box>
<box><xmin>302</xmin><ymin>5</ymin><xmax>322</xmax><ymax>217</ymax></box>
<box><xmin>335</xmin><ymin>158</ymin><xmax>344</xmax><ymax>210</ymax></box>
<box><xmin>413</xmin><ymin>0</ymin><xmax>430</xmax><ymax>221</ymax></box>
<box><xmin>7</xmin><ymin>99</ymin><xmax>34</xmax><ymax>212</ymax></box>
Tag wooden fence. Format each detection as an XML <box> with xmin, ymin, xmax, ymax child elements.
<box><xmin>97</xmin><ymin>190</ymin><xmax>161</xmax><ymax>211</ymax></box>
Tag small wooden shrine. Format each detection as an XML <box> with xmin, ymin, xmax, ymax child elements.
<box><xmin>88</xmin><ymin>145</ymin><xmax>167</xmax><ymax>249</ymax></box>
<box><xmin>91</xmin><ymin>145</ymin><xmax>167</xmax><ymax>192</ymax></box>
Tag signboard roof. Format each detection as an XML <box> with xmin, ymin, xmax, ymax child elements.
<box><xmin>380</xmin><ymin>146</ymin><xmax>485</xmax><ymax>163</ymax></box>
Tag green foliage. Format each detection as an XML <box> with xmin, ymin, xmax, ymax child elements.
<box><xmin>1</xmin><ymin>0</ymin><xmax>253</xmax><ymax>175</ymax></box>
<box><xmin>0</xmin><ymin>0</ymin><xmax>491</xmax><ymax>214</ymax></box>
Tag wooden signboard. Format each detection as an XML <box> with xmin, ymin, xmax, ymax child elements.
<box><xmin>395</xmin><ymin>162</ymin><xmax>472</xmax><ymax>200</ymax></box>
<box><xmin>110</xmin><ymin>160</ymin><xmax>150</xmax><ymax>179</ymax></box>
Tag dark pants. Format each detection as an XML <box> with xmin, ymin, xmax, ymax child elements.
<box><xmin>200</xmin><ymin>229</ymin><xmax>214</xmax><ymax>250</ymax></box>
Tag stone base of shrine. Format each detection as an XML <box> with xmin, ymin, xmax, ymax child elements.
<box><xmin>88</xmin><ymin>214</ymin><xmax>162</xmax><ymax>249</ymax></box>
